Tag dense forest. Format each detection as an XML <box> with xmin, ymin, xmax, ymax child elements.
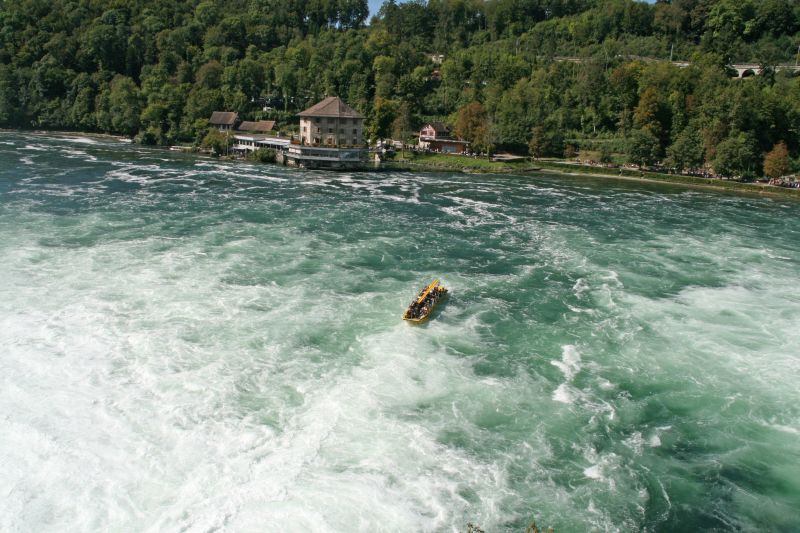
<box><xmin>1</xmin><ymin>0</ymin><xmax>799</xmax><ymax>178</ymax></box>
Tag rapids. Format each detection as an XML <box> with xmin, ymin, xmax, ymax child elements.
<box><xmin>1</xmin><ymin>132</ymin><xmax>799</xmax><ymax>532</ymax></box>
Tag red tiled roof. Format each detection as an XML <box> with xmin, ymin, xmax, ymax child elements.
<box><xmin>210</xmin><ymin>111</ymin><xmax>239</xmax><ymax>126</ymax></box>
<box><xmin>237</xmin><ymin>120</ymin><xmax>275</xmax><ymax>132</ymax></box>
<box><xmin>297</xmin><ymin>97</ymin><xmax>364</xmax><ymax>119</ymax></box>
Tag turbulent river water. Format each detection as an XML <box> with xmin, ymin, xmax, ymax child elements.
<box><xmin>1</xmin><ymin>132</ymin><xmax>799</xmax><ymax>532</ymax></box>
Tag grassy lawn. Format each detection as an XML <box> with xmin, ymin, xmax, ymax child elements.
<box><xmin>388</xmin><ymin>152</ymin><xmax>535</xmax><ymax>173</ymax></box>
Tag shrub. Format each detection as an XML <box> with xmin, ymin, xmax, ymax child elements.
<box><xmin>248</xmin><ymin>147</ymin><xmax>276</xmax><ymax>163</ymax></box>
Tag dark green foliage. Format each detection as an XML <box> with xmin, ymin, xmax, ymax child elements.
<box><xmin>714</xmin><ymin>131</ymin><xmax>760</xmax><ymax>179</ymax></box>
<box><xmin>667</xmin><ymin>126</ymin><xmax>705</xmax><ymax>171</ymax></box>
<box><xmin>0</xmin><ymin>65</ymin><xmax>21</xmax><ymax>125</ymax></box>
<box><xmin>248</xmin><ymin>147</ymin><xmax>276</xmax><ymax>163</ymax></box>
<box><xmin>599</xmin><ymin>144</ymin><xmax>614</xmax><ymax>164</ymax></box>
<box><xmin>0</xmin><ymin>0</ymin><xmax>797</xmax><ymax>178</ymax></box>
<box><xmin>529</xmin><ymin>126</ymin><xmax>564</xmax><ymax>159</ymax></box>
<box><xmin>455</xmin><ymin>101</ymin><xmax>491</xmax><ymax>154</ymax></box>
<box><xmin>200</xmin><ymin>129</ymin><xmax>229</xmax><ymax>156</ymax></box>
<box><xmin>629</xmin><ymin>128</ymin><xmax>662</xmax><ymax>167</ymax></box>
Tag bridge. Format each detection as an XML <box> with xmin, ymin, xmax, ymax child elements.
<box><xmin>669</xmin><ymin>61</ymin><xmax>800</xmax><ymax>77</ymax></box>
<box><xmin>727</xmin><ymin>63</ymin><xmax>800</xmax><ymax>78</ymax></box>
<box><xmin>552</xmin><ymin>56</ymin><xmax>800</xmax><ymax>78</ymax></box>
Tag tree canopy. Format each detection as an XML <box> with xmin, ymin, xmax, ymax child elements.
<box><xmin>0</xmin><ymin>0</ymin><xmax>798</xmax><ymax>178</ymax></box>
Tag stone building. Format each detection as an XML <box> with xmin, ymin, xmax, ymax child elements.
<box><xmin>283</xmin><ymin>97</ymin><xmax>369</xmax><ymax>169</ymax></box>
<box><xmin>297</xmin><ymin>96</ymin><xmax>365</xmax><ymax>147</ymax></box>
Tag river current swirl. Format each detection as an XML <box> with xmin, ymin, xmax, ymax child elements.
<box><xmin>1</xmin><ymin>132</ymin><xmax>799</xmax><ymax>532</ymax></box>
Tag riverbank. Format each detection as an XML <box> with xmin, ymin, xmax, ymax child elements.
<box><xmin>384</xmin><ymin>153</ymin><xmax>536</xmax><ymax>174</ymax></box>
<box><xmin>6</xmin><ymin>130</ymin><xmax>798</xmax><ymax>199</ymax></box>
<box><xmin>385</xmin><ymin>153</ymin><xmax>800</xmax><ymax>199</ymax></box>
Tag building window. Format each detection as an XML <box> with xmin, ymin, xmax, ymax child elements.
<box><xmin>328</xmin><ymin>128</ymin><xmax>333</xmax><ymax>133</ymax></box>
<box><xmin>302</xmin><ymin>127</ymin><xmax>306</xmax><ymax>133</ymax></box>
<box><xmin>353</xmin><ymin>129</ymin><xmax>357</xmax><ymax>134</ymax></box>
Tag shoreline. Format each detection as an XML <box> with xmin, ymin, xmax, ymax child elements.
<box><xmin>536</xmin><ymin>167</ymin><xmax>800</xmax><ymax>199</ymax></box>
<box><xmin>384</xmin><ymin>158</ymin><xmax>800</xmax><ymax>200</ymax></box>
<box><xmin>0</xmin><ymin>128</ymin><xmax>132</xmax><ymax>143</ymax></box>
<box><xmin>5</xmin><ymin>129</ymin><xmax>799</xmax><ymax>200</ymax></box>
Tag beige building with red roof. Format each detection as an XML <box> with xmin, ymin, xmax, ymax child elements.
<box><xmin>297</xmin><ymin>96</ymin><xmax>365</xmax><ymax>147</ymax></box>
<box><xmin>283</xmin><ymin>97</ymin><xmax>369</xmax><ymax>169</ymax></box>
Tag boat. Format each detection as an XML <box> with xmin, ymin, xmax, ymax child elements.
<box><xmin>403</xmin><ymin>279</ymin><xmax>448</xmax><ymax>323</ymax></box>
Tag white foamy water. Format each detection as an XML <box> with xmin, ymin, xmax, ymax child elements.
<box><xmin>1</xmin><ymin>132</ymin><xmax>800</xmax><ymax>532</ymax></box>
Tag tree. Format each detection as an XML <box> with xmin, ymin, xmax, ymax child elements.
<box><xmin>373</xmin><ymin>55</ymin><xmax>397</xmax><ymax>99</ymax></box>
<box><xmin>654</xmin><ymin>2</ymin><xmax>687</xmax><ymax>36</ymax></box>
<box><xmin>0</xmin><ymin>0</ymin><xmax>799</xmax><ymax>158</ymax></box>
<box><xmin>196</xmin><ymin>60</ymin><xmax>224</xmax><ymax>89</ymax></box>
<box><xmin>391</xmin><ymin>101</ymin><xmax>412</xmax><ymax>149</ymax></box>
<box><xmin>609</xmin><ymin>62</ymin><xmax>642</xmax><ymax>134</ymax></box>
<box><xmin>667</xmin><ymin>127</ymin><xmax>705</xmax><ymax>171</ymax></box>
<box><xmin>0</xmin><ymin>65</ymin><xmax>21</xmax><ymax>126</ymax></box>
<box><xmin>185</xmin><ymin>87</ymin><xmax>224</xmax><ymax>124</ymax></box>
<box><xmin>233</xmin><ymin>59</ymin><xmax>264</xmax><ymax>99</ymax></box>
<box><xmin>703</xmin><ymin>0</ymin><xmax>753</xmax><ymax>59</ymax></box>
<box><xmin>763</xmin><ymin>141</ymin><xmax>789</xmax><ymax>179</ymax></box>
<box><xmin>201</xmin><ymin>128</ymin><xmax>229</xmax><ymax>156</ymax></box>
<box><xmin>68</xmin><ymin>74</ymin><xmax>98</xmax><ymax>131</ymax></box>
<box><xmin>248</xmin><ymin>147</ymin><xmax>276</xmax><ymax>163</ymax></box>
<box><xmin>634</xmin><ymin>86</ymin><xmax>667</xmax><ymax>137</ymax></box>
<box><xmin>79</xmin><ymin>23</ymin><xmax>126</xmax><ymax>72</ymax></box>
<box><xmin>96</xmin><ymin>75</ymin><xmax>142</xmax><ymax>136</ymax></box>
<box><xmin>338</xmin><ymin>0</ymin><xmax>369</xmax><ymax>29</ymax></box>
<box><xmin>599</xmin><ymin>144</ymin><xmax>613</xmax><ymax>164</ymax></box>
<box><xmin>628</xmin><ymin>128</ymin><xmax>661</xmax><ymax>167</ymax></box>
<box><xmin>755</xmin><ymin>0</ymin><xmax>796</xmax><ymax>37</ymax></box>
<box><xmin>713</xmin><ymin>131</ymin><xmax>759</xmax><ymax>179</ymax></box>
<box><xmin>455</xmin><ymin>101</ymin><xmax>492</xmax><ymax>154</ymax></box>
<box><xmin>528</xmin><ymin>126</ymin><xmax>545</xmax><ymax>159</ymax></box>
<box><xmin>108</xmin><ymin>76</ymin><xmax>143</xmax><ymax>136</ymax></box>
<box><xmin>368</xmin><ymin>97</ymin><xmax>398</xmax><ymax>141</ymax></box>
<box><xmin>528</xmin><ymin>125</ymin><xmax>564</xmax><ymax>159</ymax></box>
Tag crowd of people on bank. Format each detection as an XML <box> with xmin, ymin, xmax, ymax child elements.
<box><xmin>768</xmin><ymin>178</ymin><xmax>800</xmax><ymax>188</ymax></box>
<box><xmin>378</xmin><ymin>145</ymin><xmax>485</xmax><ymax>158</ymax></box>
<box><xmin>571</xmin><ymin>158</ymin><xmax>716</xmax><ymax>178</ymax></box>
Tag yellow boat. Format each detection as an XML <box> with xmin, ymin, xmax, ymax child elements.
<box><xmin>403</xmin><ymin>279</ymin><xmax>448</xmax><ymax>323</ymax></box>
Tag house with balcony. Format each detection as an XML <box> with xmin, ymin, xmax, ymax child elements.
<box><xmin>229</xmin><ymin>119</ymin><xmax>286</xmax><ymax>154</ymax></box>
<box><xmin>418</xmin><ymin>122</ymin><xmax>470</xmax><ymax>154</ymax></box>
<box><xmin>283</xmin><ymin>96</ymin><xmax>369</xmax><ymax>169</ymax></box>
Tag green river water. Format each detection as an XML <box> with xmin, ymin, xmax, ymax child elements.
<box><xmin>1</xmin><ymin>132</ymin><xmax>799</xmax><ymax>532</ymax></box>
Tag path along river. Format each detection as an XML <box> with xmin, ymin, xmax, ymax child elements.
<box><xmin>1</xmin><ymin>132</ymin><xmax>799</xmax><ymax>532</ymax></box>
